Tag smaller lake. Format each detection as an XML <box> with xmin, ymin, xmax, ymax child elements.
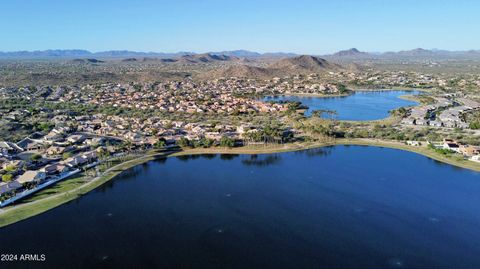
<box><xmin>263</xmin><ymin>90</ymin><xmax>419</xmax><ymax>120</ymax></box>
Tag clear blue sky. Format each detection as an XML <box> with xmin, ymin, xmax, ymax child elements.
<box><xmin>1</xmin><ymin>0</ymin><xmax>478</xmax><ymax>54</ymax></box>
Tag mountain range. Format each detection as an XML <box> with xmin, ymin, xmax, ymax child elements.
<box><xmin>1</xmin><ymin>48</ymin><xmax>479</xmax><ymax>60</ymax></box>
<box><xmin>0</xmin><ymin>49</ymin><xmax>296</xmax><ymax>59</ymax></box>
<box><xmin>201</xmin><ymin>55</ymin><xmax>343</xmax><ymax>79</ymax></box>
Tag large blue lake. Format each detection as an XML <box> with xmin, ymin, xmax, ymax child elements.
<box><xmin>263</xmin><ymin>90</ymin><xmax>418</xmax><ymax>120</ymax></box>
<box><xmin>1</xmin><ymin>146</ymin><xmax>480</xmax><ymax>269</ymax></box>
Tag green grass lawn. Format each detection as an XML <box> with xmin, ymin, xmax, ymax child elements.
<box><xmin>0</xmin><ymin>153</ymin><xmax>163</xmax><ymax>228</ymax></box>
<box><xmin>18</xmin><ymin>174</ymin><xmax>88</xmax><ymax>203</ymax></box>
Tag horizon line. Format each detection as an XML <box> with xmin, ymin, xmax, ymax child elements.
<box><xmin>0</xmin><ymin>47</ymin><xmax>479</xmax><ymax>55</ymax></box>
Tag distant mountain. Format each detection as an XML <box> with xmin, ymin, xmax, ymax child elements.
<box><xmin>178</xmin><ymin>53</ymin><xmax>239</xmax><ymax>63</ymax></box>
<box><xmin>381</xmin><ymin>48</ymin><xmax>480</xmax><ymax>59</ymax></box>
<box><xmin>0</xmin><ymin>49</ymin><xmax>91</xmax><ymax>58</ymax></box>
<box><xmin>202</xmin><ymin>65</ymin><xmax>273</xmax><ymax>79</ymax></box>
<box><xmin>0</xmin><ymin>49</ymin><xmax>296</xmax><ymax>59</ymax></box>
<box><xmin>466</xmin><ymin>49</ymin><xmax>480</xmax><ymax>54</ymax></box>
<box><xmin>94</xmin><ymin>50</ymin><xmax>146</xmax><ymax>57</ymax></box>
<box><xmin>0</xmin><ymin>50</ymin><xmax>193</xmax><ymax>59</ymax></box>
<box><xmin>2</xmin><ymin>48</ymin><xmax>480</xmax><ymax>60</ymax></box>
<box><xmin>70</xmin><ymin>58</ymin><xmax>104</xmax><ymax>64</ymax></box>
<box><xmin>121</xmin><ymin>58</ymin><xmax>138</xmax><ymax>62</ymax></box>
<box><xmin>260</xmin><ymin>52</ymin><xmax>298</xmax><ymax>58</ymax></box>
<box><xmin>269</xmin><ymin>55</ymin><xmax>341</xmax><ymax>72</ymax></box>
<box><xmin>202</xmin><ymin>55</ymin><xmax>342</xmax><ymax>79</ymax></box>
<box><xmin>209</xmin><ymin>50</ymin><xmax>297</xmax><ymax>58</ymax></box>
<box><xmin>94</xmin><ymin>50</ymin><xmax>192</xmax><ymax>58</ymax></box>
<box><xmin>395</xmin><ymin>48</ymin><xmax>438</xmax><ymax>56</ymax></box>
<box><xmin>209</xmin><ymin>50</ymin><xmax>262</xmax><ymax>58</ymax></box>
<box><xmin>332</xmin><ymin>48</ymin><xmax>369</xmax><ymax>57</ymax></box>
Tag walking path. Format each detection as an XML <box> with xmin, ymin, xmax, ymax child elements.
<box><xmin>0</xmin><ymin>151</ymin><xmax>168</xmax><ymax>226</ymax></box>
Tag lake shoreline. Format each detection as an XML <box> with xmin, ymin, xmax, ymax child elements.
<box><xmin>1</xmin><ymin>138</ymin><xmax>478</xmax><ymax>228</ymax></box>
<box><xmin>264</xmin><ymin>89</ymin><xmax>420</xmax><ymax>120</ymax></box>
<box><xmin>267</xmin><ymin>88</ymin><xmax>421</xmax><ymax>99</ymax></box>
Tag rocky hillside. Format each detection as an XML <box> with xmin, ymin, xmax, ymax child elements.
<box><xmin>268</xmin><ymin>55</ymin><xmax>341</xmax><ymax>73</ymax></box>
<box><xmin>200</xmin><ymin>55</ymin><xmax>343</xmax><ymax>79</ymax></box>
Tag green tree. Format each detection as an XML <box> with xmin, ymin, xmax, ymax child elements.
<box><xmin>177</xmin><ymin>137</ymin><xmax>191</xmax><ymax>148</ymax></box>
<box><xmin>153</xmin><ymin>138</ymin><xmax>167</xmax><ymax>149</ymax></box>
<box><xmin>220</xmin><ymin>136</ymin><xmax>235</xmax><ymax>148</ymax></box>
<box><xmin>390</xmin><ymin>107</ymin><xmax>408</xmax><ymax>118</ymax></box>
<box><xmin>200</xmin><ymin>138</ymin><xmax>214</xmax><ymax>148</ymax></box>
<box><xmin>287</xmin><ymin>101</ymin><xmax>304</xmax><ymax>113</ymax></box>
<box><xmin>2</xmin><ymin>174</ymin><xmax>13</xmax><ymax>182</ymax></box>
<box><xmin>36</xmin><ymin>122</ymin><xmax>53</xmax><ymax>132</ymax></box>
<box><xmin>30</xmin><ymin>154</ymin><xmax>42</xmax><ymax>162</ymax></box>
<box><xmin>62</xmin><ymin>152</ymin><xmax>73</xmax><ymax>160</ymax></box>
<box><xmin>4</xmin><ymin>165</ymin><xmax>16</xmax><ymax>172</ymax></box>
<box><xmin>337</xmin><ymin>84</ymin><xmax>349</xmax><ymax>94</ymax></box>
<box><xmin>469</xmin><ymin>122</ymin><xmax>480</xmax><ymax>129</ymax></box>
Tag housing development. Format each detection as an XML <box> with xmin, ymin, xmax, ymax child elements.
<box><xmin>1</xmin><ymin>52</ymin><xmax>480</xmax><ymax>208</ymax></box>
<box><xmin>3</xmin><ymin>0</ymin><xmax>480</xmax><ymax>268</ymax></box>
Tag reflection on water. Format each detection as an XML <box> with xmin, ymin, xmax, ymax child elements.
<box><xmin>220</xmin><ymin>154</ymin><xmax>240</xmax><ymax>160</ymax></box>
<box><xmin>153</xmin><ymin>157</ymin><xmax>168</xmax><ymax>164</ymax></box>
<box><xmin>176</xmin><ymin>154</ymin><xmax>221</xmax><ymax>161</ymax></box>
<box><xmin>241</xmin><ymin>154</ymin><xmax>282</xmax><ymax>167</ymax></box>
<box><xmin>97</xmin><ymin>165</ymin><xmax>145</xmax><ymax>193</ymax></box>
<box><xmin>1</xmin><ymin>146</ymin><xmax>480</xmax><ymax>269</ymax></box>
<box><xmin>294</xmin><ymin>147</ymin><xmax>333</xmax><ymax>157</ymax></box>
<box><xmin>176</xmin><ymin>154</ymin><xmax>203</xmax><ymax>161</ymax></box>
<box><xmin>200</xmin><ymin>154</ymin><xmax>217</xmax><ymax>159</ymax></box>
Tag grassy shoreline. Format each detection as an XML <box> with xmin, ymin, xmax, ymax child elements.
<box><xmin>1</xmin><ymin>139</ymin><xmax>479</xmax><ymax>228</ymax></box>
<box><xmin>0</xmin><ymin>154</ymin><xmax>164</xmax><ymax>228</ymax></box>
<box><xmin>348</xmin><ymin>86</ymin><xmax>430</xmax><ymax>92</ymax></box>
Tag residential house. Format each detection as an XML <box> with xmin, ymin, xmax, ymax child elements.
<box><xmin>0</xmin><ymin>181</ymin><xmax>22</xmax><ymax>197</ymax></box>
<box><xmin>470</xmin><ymin>155</ymin><xmax>480</xmax><ymax>163</ymax></box>
<box><xmin>406</xmin><ymin>141</ymin><xmax>421</xmax><ymax>146</ymax></box>
<box><xmin>46</xmin><ymin>146</ymin><xmax>66</xmax><ymax>156</ymax></box>
<box><xmin>82</xmin><ymin>151</ymin><xmax>98</xmax><ymax>162</ymax></box>
<box><xmin>63</xmin><ymin>155</ymin><xmax>88</xmax><ymax>168</ymax></box>
<box><xmin>67</xmin><ymin>134</ymin><xmax>86</xmax><ymax>144</ymax></box>
<box><xmin>43</xmin><ymin>163</ymin><xmax>69</xmax><ymax>175</ymax></box>
<box><xmin>0</xmin><ymin>141</ymin><xmax>23</xmax><ymax>156</ymax></box>
<box><xmin>16</xmin><ymin>170</ymin><xmax>46</xmax><ymax>185</ymax></box>
<box><xmin>2</xmin><ymin>160</ymin><xmax>25</xmax><ymax>171</ymax></box>
<box><xmin>443</xmin><ymin>139</ymin><xmax>460</xmax><ymax>153</ymax></box>
<box><xmin>16</xmin><ymin>138</ymin><xmax>44</xmax><ymax>151</ymax></box>
<box><xmin>44</xmin><ymin>130</ymin><xmax>64</xmax><ymax>142</ymax></box>
<box><xmin>459</xmin><ymin>145</ymin><xmax>480</xmax><ymax>157</ymax></box>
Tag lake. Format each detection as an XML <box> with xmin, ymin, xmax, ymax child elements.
<box><xmin>263</xmin><ymin>90</ymin><xmax>419</xmax><ymax>120</ymax></box>
<box><xmin>1</xmin><ymin>146</ymin><xmax>480</xmax><ymax>269</ymax></box>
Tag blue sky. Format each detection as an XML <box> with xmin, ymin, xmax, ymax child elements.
<box><xmin>1</xmin><ymin>0</ymin><xmax>478</xmax><ymax>54</ymax></box>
